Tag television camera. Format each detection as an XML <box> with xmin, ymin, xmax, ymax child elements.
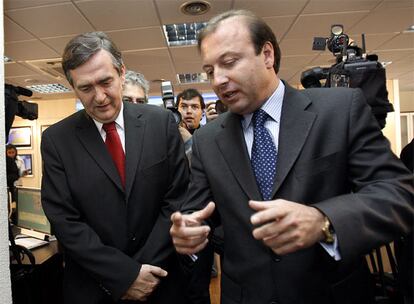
<box><xmin>5</xmin><ymin>84</ymin><xmax>38</xmax><ymax>138</ymax></box>
<box><xmin>300</xmin><ymin>25</ymin><xmax>393</xmax><ymax>129</ymax></box>
<box><xmin>160</xmin><ymin>80</ymin><xmax>182</xmax><ymax>124</ymax></box>
<box><xmin>5</xmin><ymin>85</ymin><xmax>39</xmax><ymax>273</ymax></box>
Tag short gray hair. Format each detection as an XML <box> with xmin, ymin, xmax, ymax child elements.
<box><xmin>124</xmin><ymin>70</ymin><xmax>150</xmax><ymax>100</ymax></box>
<box><xmin>62</xmin><ymin>31</ymin><xmax>124</xmax><ymax>86</ymax></box>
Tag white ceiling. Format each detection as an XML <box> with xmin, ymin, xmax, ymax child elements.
<box><xmin>4</xmin><ymin>0</ymin><xmax>414</xmax><ymax>101</ymax></box>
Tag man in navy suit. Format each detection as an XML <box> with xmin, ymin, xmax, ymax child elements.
<box><xmin>41</xmin><ymin>32</ymin><xmax>189</xmax><ymax>304</ymax></box>
<box><xmin>170</xmin><ymin>10</ymin><xmax>414</xmax><ymax>304</ymax></box>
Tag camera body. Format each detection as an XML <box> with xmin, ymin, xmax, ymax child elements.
<box><xmin>5</xmin><ymin>84</ymin><xmax>38</xmax><ymax>120</ymax></box>
<box><xmin>5</xmin><ymin>84</ymin><xmax>38</xmax><ymax>138</ymax></box>
<box><xmin>300</xmin><ymin>25</ymin><xmax>393</xmax><ymax>129</ymax></box>
<box><xmin>160</xmin><ymin>81</ymin><xmax>181</xmax><ymax>124</ymax></box>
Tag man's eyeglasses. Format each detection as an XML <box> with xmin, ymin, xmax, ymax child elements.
<box><xmin>122</xmin><ymin>96</ymin><xmax>147</xmax><ymax>104</ymax></box>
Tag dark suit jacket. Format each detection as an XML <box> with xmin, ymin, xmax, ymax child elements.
<box><xmin>183</xmin><ymin>84</ymin><xmax>414</xmax><ymax>304</ymax></box>
<box><xmin>41</xmin><ymin>102</ymin><xmax>189</xmax><ymax>304</ymax></box>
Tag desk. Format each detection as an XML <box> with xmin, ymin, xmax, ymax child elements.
<box><xmin>19</xmin><ymin>241</ymin><xmax>59</xmax><ymax>265</ymax></box>
<box><xmin>10</xmin><ymin>241</ymin><xmax>63</xmax><ymax>304</ymax></box>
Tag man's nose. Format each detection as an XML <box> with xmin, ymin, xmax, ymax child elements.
<box><xmin>211</xmin><ymin>68</ymin><xmax>228</xmax><ymax>88</ymax></box>
<box><xmin>95</xmin><ymin>87</ymin><xmax>106</xmax><ymax>103</ymax></box>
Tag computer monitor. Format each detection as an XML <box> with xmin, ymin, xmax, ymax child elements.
<box><xmin>16</xmin><ymin>187</ymin><xmax>51</xmax><ymax>235</ymax></box>
<box><xmin>18</xmin><ymin>154</ymin><xmax>33</xmax><ymax>175</ymax></box>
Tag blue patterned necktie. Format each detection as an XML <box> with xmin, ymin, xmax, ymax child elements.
<box><xmin>251</xmin><ymin>109</ymin><xmax>277</xmax><ymax>200</ymax></box>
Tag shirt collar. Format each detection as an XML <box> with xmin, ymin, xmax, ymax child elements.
<box><xmin>93</xmin><ymin>102</ymin><xmax>125</xmax><ymax>132</ymax></box>
<box><xmin>242</xmin><ymin>81</ymin><xmax>285</xmax><ymax>130</ymax></box>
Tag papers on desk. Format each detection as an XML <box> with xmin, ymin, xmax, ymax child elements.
<box><xmin>19</xmin><ymin>227</ymin><xmax>54</xmax><ymax>241</ymax></box>
<box><xmin>13</xmin><ymin>236</ymin><xmax>49</xmax><ymax>250</ymax></box>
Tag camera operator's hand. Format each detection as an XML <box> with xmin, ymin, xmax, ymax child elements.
<box><xmin>206</xmin><ymin>102</ymin><xmax>218</xmax><ymax>122</ymax></box>
<box><xmin>178</xmin><ymin>125</ymin><xmax>192</xmax><ymax>143</ymax></box>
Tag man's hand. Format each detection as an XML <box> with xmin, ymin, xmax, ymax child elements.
<box><xmin>121</xmin><ymin>264</ymin><xmax>167</xmax><ymax>301</ymax></box>
<box><xmin>178</xmin><ymin>125</ymin><xmax>192</xmax><ymax>143</ymax></box>
<box><xmin>250</xmin><ymin>199</ymin><xmax>326</xmax><ymax>255</ymax></box>
<box><xmin>206</xmin><ymin>102</ymin><xmax>218</xmax><ymax>122</ymax></box>
<box><xmin>170</xmin><ymin>202</ymin><xmax>215</xmax><ymax>254</ymax></box>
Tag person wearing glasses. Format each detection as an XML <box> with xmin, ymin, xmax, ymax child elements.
<box><xmin>122</xmin><ymin>70</ymin><xmax>150</xmax><ymax>104</ymax></box>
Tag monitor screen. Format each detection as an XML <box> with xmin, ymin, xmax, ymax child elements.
<box><xmin>17</xmin><ymin>187</ymin><xmax>51</xmax><ymax>235</ymax></box>
<box><xmin>18</xmin><ymin>154</ymin><xmax>33</xmax><ymax>175</ymax></box>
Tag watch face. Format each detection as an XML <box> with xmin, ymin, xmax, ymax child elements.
<box><xmin>322</xmin><ymin>217</ymin><xmax>334</xmax><ymax>243</ymax></box>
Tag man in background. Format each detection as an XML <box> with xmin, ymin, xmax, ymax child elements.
<box><xmin>176</xmin><ymin>88</ymin><xmax>205</xmax><ymax>161</ymax></box>
<box><xmin>170</xmin><ymin>10</ymin><xmax>414</xmax><ymax>304</ymax></box>
<box><xmin>175</xmin><ymin>88</ymin><xmax>214</xmax><ymax>304</ymax></box>
<box><xmin>177</xmin><ymin>88</ymin><xmax>205</xmax><ymax>135</ymax></box>
<box><xmin>41</xmin><ymin>31</ymin><xmax>189</xmax><ymax>304</ymax></box>
<box><xmin>122</xmin><ymin>70</ymin><xmax>150</xmax><ymax>104</ymax></box>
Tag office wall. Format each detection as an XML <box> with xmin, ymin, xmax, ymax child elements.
<box><xmin>11</xmin><ymin>98</ymin><xmax>77</xmax><ymax>188</ymax></box>
<box><xmin>400</xmin><ymin>91</ymin><xmax>414</xmax><ymax>113</ymax></box>
<box><xmin>382</xmin><ymin>80</ymin><xmax>401</xmax><ymax>154</ymax></box>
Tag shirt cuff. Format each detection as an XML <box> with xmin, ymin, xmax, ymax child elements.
<box><xmin>319</xmin><ymin>233</ymin><xmax>341</xmax><ymax>261</ymax></box>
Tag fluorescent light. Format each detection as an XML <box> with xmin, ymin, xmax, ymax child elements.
<box><xmin>163</xmin><ymin>22</ymin><xmax>207</xmax><ymax>46</ymax></box>
<box><xmin>177</xmin><ymin>72</ymin><xmax>209</xmax><ymax>84</ymax></box>
<box><xmin>26</xmin><ymin>83</ymin><xmax>71</xmax><ymax>94</ymax></box>
<box><xmin>403</xmin><ymin>25</ymin><xmax>414</xmax><ymax>33</ymax></box>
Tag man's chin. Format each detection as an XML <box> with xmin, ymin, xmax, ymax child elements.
<box><xmin>227</xmin><ymin>101</ymin><xmax>252</xmax><ymax>115</ymax></box>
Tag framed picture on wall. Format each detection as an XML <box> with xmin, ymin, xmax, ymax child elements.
<box><xmin>41</xmin><ymin>125</ymin><xmax>50</xmax><ymax>134</ymax></box>
<box><xmin>19</xmin><ymin>154</ymin><xmax>33</xmax><ymax>176</ymax></box>
<box><xmin>8</xmin><ymin>126</ymin><xmax>32</xmax><ymax>148</ymax></box>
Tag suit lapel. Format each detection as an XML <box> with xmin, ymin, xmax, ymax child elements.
<box><xmin>75</xmin><ymin>111</ymin><xmax>124</xmax><ymax>192</ymax></box>
<box><xmin>272</xmin><ymin>84</ymin><xmax>316</xmax><ymax>196</ymax></box>
<box><xmin>216</xmin><ymin>113</ymin><xmax>262</xmax><ymax>200</ymax></box>
<box><xmin>123</xmin><ymin>102</ymin><xmax>145</xmax><ymax>201</ymax></box>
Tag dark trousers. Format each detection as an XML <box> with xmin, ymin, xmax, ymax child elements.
<box><xmin>186</xmin><ymin>242</ymin><xmax>214</xmax><ymax>304</ymax></box>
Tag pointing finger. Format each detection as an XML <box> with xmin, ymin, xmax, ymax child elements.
<box><xmin>193</xmin><ymin>202</ymin><xmax>215</xmax><ymax>222</ymax></box>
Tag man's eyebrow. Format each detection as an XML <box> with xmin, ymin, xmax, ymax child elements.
<box><xmin>202</xmin><ymin>52</ymin><xmax>239</xmax><ymax>70</ymax></box>
<box><xmin>77</xmin><ymin>76</ymin><xmax>114</xmax><ymax>90</ymax></box>
<box><xmin>76</xmin><ymin>82</ymin><xmax>92</xmax><ymax>90</ymax></box>
<box><xmin>98</xmin><ymin>76</ymin><xmax>113</xmax><ymax>84</ymax></box>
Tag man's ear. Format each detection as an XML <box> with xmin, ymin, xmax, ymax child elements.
<box><xmin>120</xmin><ymin>64</ymin><xmax>126</xmax><ymax>84</ymax></box>
<box><xmin>262</xmin><ymin>41</ymin><xmax>275</xmax><ymax>70</ymax></box>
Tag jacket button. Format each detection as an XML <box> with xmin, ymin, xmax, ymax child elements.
<box><xmin>273</xmin><ymin>256</ymin><xmax>281</xmax><ymax>262</ymax></box>
<box><xmin>270</xmin><ymin>302</ymin><xmax>278</xmax><ymax>304</ymax></box>
<box><xmin>131</xmin><ymin>236</ymin><xmax>136</xmax><ymax>241</ymax></box>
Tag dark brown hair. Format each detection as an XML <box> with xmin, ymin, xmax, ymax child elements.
<box><xmin>176</xmin><ymin>88</ymin><xmax>205</xmax><ymax>109</ymax></box>
<box><xmin>197</xmin><ymin>10</ymin><xmax>281</xmax><ymax>73</ymax></box>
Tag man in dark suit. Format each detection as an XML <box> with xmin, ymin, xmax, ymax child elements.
<box><xmin>170</xmin><ymin>10</ymin><xmax>414</xmax><ymax>304</ymax></box>
<box><xmin>41</xmin><ymin>32</ymin><xmax>189</xmax><ymax>304</ymax></box>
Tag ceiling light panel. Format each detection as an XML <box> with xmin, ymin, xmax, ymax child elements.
<box><xmin>163</xmin><ymin>22</ymin><xmax>207</xmax><ymax>46</ymax></box>
<box><xmin>27</xmin><ymin>83</ymin><xmax>71</xmax><ymax>94</ymax></box>
<box><xmin>177</xmin><ymin>72</ymin><xmax>209</xmax><ymax>84</ymax></box>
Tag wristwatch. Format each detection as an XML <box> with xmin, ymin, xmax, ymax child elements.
<box><xmin>322</xmin><ymin>216</ymin><xmax>335</xmax><ymax>244</ymax></box>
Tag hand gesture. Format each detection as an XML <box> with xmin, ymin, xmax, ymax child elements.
<box><xmin>178</xmin><ymin>125</ymin><xmax>192</xmax><ymax>143</ymax></box>
<box><xmin>170</xmin><ymin>202</ymin><xmax>215</xmax><ymax>254</ymax></box>
<box><xmin>206</xmin><ymin>102</ymin><xmax>218</xmax><ymax>122</ymax></box>
<box><xmin>250</xmin><ymin>199</ymin><xmax>326</xmax><ymax>255</ymax></box>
